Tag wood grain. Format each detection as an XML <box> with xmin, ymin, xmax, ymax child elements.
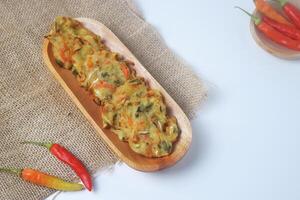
<box><xmin>42</xmin><ymin>18</ymin><xmax>192</xmax><ymax>172</ymax></box>
<box><xmin>250</xmin><ymin>0</ymin><xmax>300</xmax><ymax>59</ymax></box>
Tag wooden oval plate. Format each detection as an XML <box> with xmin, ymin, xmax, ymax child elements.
<box><xmin>250</xmin><ymin>0</ymin><xmax>300</xmax><ymax>59</ymax></box>
<box><xmin>42</xmin><ymin>17</ymin><xmax>192</xmax><ymax>172</ymax></box>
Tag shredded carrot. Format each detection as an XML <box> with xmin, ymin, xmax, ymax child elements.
<box><xmin>255</xmin><ymin>0</ymin><xmax>293</xmax><ymax>26</ymax></box>
<box><xmin>132</xmin><ymin>135</ymin><xmax>139</xmax><ymax>143</ymax></box>
<box><xmin>87</xmin><ymin>56</ymin><xmax>94</xmax><ymax>69</ymax></box>
<box><xmin>137</xmin><ymin>121</ymin><xmax>145</xmax><ymax>130</ymax></box>
<box><xmin>128</xmin><ymin>117</ymin><xmax>133</xmax><ymax>127</ymax></box>
<box><xmin>60</xmin><ymin>43</ymin><xmax>71</xmax><ymax>62</ymax></box>
<box><xmin>120</xmin><ymin>63</ymin><xmax>130</xmax><ymax>79</ymax></box>
<box><xmin>104</xmin><ymin>60</ymin><xmax>111</xmax><ymax>65</ymax></box>
<box><xmin>95</xmin><ymin>80</ymin><xmax>115</xmax><ymax>91</ymax></box>
<box><xmin>117</xmin><ymin>94</ymin><xmax>127</xmax><ymax>103</ymax></box>
<box><xmin>98</xmin><ymin>50</ymin><xmax>107</xmax><ymax>56</ymax></box>
<box><xmin>147</xmin><ymin>90</ymin><xmax>155</xmax><ymax>97</ymax></box>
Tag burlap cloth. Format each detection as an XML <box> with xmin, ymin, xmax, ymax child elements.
<box><xmin>0</xmin><ymin>0</ymin><xmax>206</xmax><ymax>199</ymax></box>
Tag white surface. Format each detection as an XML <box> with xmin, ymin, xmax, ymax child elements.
<box><xmin>47</xmin><ymin>0</ymin><xmax>300</xmax><ymax>199</ymax></box>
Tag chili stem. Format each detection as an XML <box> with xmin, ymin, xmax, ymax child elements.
<box><xmin>0</xmin><ymin>168</ymin><xmax>22</xmax><ymax>176</ymax></box>
<box><xmin>278</xmin><ymin>0</ymin><xmax>288</xmax><ymax>7</ymax></box>
<box><xmin>235</xmin><ymin>6</ymin><xmax>261</xmax><ymax>25</ymax></box>
<box><xmin>21</xmin><ymin>141</ymin><xmax>53</xmax><ymax>149</ymax></box>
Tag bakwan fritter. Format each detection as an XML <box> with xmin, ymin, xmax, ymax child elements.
<box><xmin>47</xmin><ymin>16</ymin><xmax>180</xmax><ymax>157</ymax></box>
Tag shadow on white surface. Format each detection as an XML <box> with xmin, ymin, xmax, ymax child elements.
<box><xmin>153</xmin><ymin>84</ymin><xmax>219</xmax><ymax>176</ymax></box>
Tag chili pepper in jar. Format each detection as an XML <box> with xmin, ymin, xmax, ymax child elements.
<box><xmin>22</xmin><ymin>141</ymin><xmax>93</xmax><ymax>191</ymax></box>
<box><xmin>278</xmin><ymin>0</ymin><xmax>300</xmax><ymax>28</ymax></box>
<box><xmin>236</xmin><ymin>7</ymin><xmax>300</xmax><ymax>51</ymax></box>
<box><xmin>254</xmin><ymin>0</ymin><xmax>293</xmax><ymax>26</ymax></box>
<box><xmin>0</xmin><ymin>168</ymin><xmax>83</xmax><ymax>191</ymax></box>
<box><xmin>263</xmin><ymin>16</ymin><xmax>300</xmax><ymax>40</ymax></box>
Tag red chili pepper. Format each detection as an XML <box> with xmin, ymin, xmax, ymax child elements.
<box><xmin>0</xmin><ymin>168</ymin><xmax>83</xmax><ymax>191</ymax></box>
<box><xmin>236</xmin><ymin>7</ymin><xmax>300</xmax><ymax>51</ymax></box>
<box><xmin>278</xmin><ymin>0</ymin><xmax>300</xmax><ymax>29</ymax></box>
<box><xmin>22</xmin><ymin>141</ymin><xmax>93</xmax><ymax>191</ymax></box>
<box><xmin>263</xmin><ymin>16</ymin><xmax>300</xmax><ymax>40</ymax></box>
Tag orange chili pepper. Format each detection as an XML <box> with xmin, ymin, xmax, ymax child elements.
<box><xmin>254</xmin><ymin>0</ymin><xmax>293</xmax><ymax>26</ymax></box>
<box><xmin>0</xmin><ymin>168</ymin><xmax>83</xmax><ymax>191</ymax></box>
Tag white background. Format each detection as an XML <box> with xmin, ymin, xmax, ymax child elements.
<box><xmin>48</xmin><ymin>0</ymin><xmax>300</xmax><ymax>199</ymax></box>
